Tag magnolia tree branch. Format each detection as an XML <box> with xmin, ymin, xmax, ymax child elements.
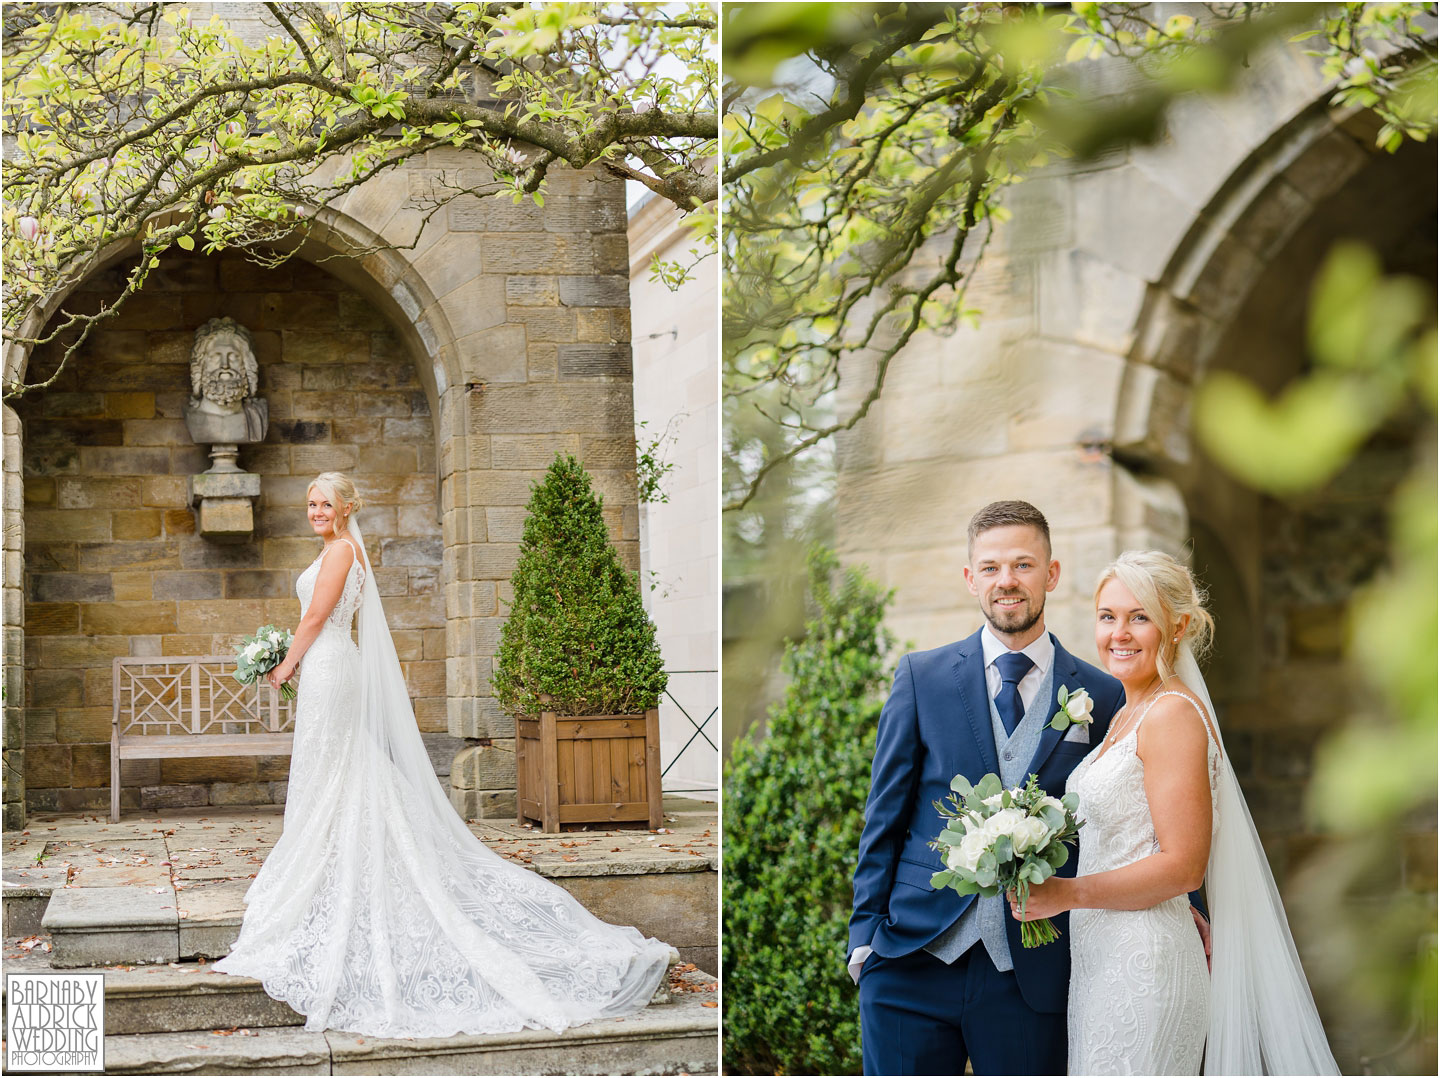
<box><xmin>720</xmin><ymin>0</ymin><xmax>1434</xmax><ymax>514</ymax></box>
<box><xmin>3</xmin><ymin>0</ymin><xmax>717</xmax><ymax>398</ymax></box>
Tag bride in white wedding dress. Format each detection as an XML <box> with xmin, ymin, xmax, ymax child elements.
<box><xmin>213</xmin><ymin>472</ymin><xmax>676</xmax><ymax>1038</ymax></box>
<box><xmin>1009</xmin><ymin>551</ymin><xmax>1338</xmax><ymax>1076</ymax></box>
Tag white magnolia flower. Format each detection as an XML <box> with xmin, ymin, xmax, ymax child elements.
<box><xmin>1064</xmin><ymin>688</ymin><xmax>1095</xmax><ymax>724</ymax></box>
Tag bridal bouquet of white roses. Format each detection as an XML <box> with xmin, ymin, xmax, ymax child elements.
<box><xmin>233</xmin><ymin>625</ymin><xmax>297</xmax><ymax>700</ymax></box>
<box><xmin>930</xmin><ymin>772</ymin><xmax>1083</xmax><ymax>948</ymax></box>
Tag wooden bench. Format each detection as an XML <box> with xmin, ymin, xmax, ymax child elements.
<box><xmin>110</xmin><ymin>655</ymin><xmax>294</xmax><ymax>823</ymax></box>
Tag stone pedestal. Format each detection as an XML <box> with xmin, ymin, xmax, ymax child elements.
<box><xmin>189</xmin><ymin>470</ymin><xmax>262</xmax><ymax>542</ymax></box>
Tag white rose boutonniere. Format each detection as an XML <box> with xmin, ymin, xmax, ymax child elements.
<box><xmin>1050</xmin><ymin>685</ymin><xmax>1094</xmax><ymax>732</ymax></box>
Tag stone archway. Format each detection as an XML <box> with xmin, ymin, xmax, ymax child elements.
<box><xmin>6</xmin><ymin>232</ymin><xmax>455</xmax><ymax>819</ymax></box>
<box><xmin>5</xmin><ymin>153</ymin><xmax>641</xmax><ymax>827</ymax></box>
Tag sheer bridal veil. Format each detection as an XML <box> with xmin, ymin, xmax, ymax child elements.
<box><xmin>1176</xmin><ymin>645</ymin><xmax>1340</xmax><ymax>1075</ymax></box>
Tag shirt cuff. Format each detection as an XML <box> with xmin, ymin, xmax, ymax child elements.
<box><xmin>847</xmin><ymin>945</ymin><xmax>874</xmax><ymax>985</ymax></box>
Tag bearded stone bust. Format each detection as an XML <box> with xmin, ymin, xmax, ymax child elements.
<box><xmin>184</xmin><ymin>317</ymin><xmax>267</xmax><ymax>445</ymax></box>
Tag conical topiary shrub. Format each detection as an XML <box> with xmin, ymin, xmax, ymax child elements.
<box><xmin>493</xmin><ymin>454</ymin><xmax>667</xmax><ymax>717</ymax></box>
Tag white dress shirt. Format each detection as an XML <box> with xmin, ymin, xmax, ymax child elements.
<box><xmin>980</xmin><ymin>625</ymin><xmax>1054</xmax><ymax>712</ymax></box>
<box><xmin>847</xmin><ymin>628</ymin><xmax>1056</xmax><ymax>983</ymax></box>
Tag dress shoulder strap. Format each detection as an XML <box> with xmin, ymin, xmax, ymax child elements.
<box><xmin>321</xmin><ymin>536</ymin><xmax>365</xmax><ymax>578</ymax></box>
<box><xmin>339</xmin><ymin>534</ymin><xmax>363</xmax><ymax>567</ymax></box>
<box><xmin>1140</xmin><ymin>689</ymin><xmax>1223</xmax><ymax>757</ymax></box>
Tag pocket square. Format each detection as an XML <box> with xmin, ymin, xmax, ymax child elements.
<box><xmin>1062</xmin><ymin>723</ymin><xmax>1091</xmax><ymax>744</ymax></box>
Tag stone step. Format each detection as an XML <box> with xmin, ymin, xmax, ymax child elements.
<box><xmin>2</xmin><ymin>944</ymin><xmax>718</xmax><ymax>1075</ymax></box>
<box><xmin>5</xmin><ymin>938</ymin><xmax>693</xmax><ymax>1036</ymax></box>
<box><xmin>41</xmin><ymin>880</ymin><xmax>247</xmax><ymax>969</ymax></box>
<box><xmin>3</xmin><ymin>949</ymin><xmax>304</xmax><ymax>1035</ymax></box>
<box><xmin>101</xmin><ymin>990</ymin><xmax>719</xmax><ymax>1075</ymax></box>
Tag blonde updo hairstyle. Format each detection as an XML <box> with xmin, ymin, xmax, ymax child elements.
<box><xmin>307</xmin><ymin>472</ymin><xmax>365</xmax><ymax>534</ymax></box>
<box><xmin>1093</xmin><ymin>550</ymin><xmax>1214</xmax><ymax>682</ymax></box>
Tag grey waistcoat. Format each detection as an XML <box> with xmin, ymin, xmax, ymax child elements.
<box><xmin>925</xmin><ymin>662</ymin><xmax>1055</xmax><ymax>972</ymax></box>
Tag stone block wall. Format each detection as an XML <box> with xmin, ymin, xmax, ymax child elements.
<box><xmin>3</xmin><ymin>404</ymin><xmax>25</xmax><ymax>830</ymax></box>
<box><xmin>428</xmin><ymin>163</ymin><xmax>641</xmax><ymax>820</ymax></box>
<box><xmin>16</xmin><ymin>248</ymin><xmax>444</xmax><ymax>815</ymax></box>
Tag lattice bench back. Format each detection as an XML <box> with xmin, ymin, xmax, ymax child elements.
<box><xmin>110</xmin><ymin>656</ymin><xmax>295</xmax><ymax>822</ymax></box>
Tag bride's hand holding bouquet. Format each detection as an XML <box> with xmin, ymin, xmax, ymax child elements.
<box><xmin>266</xmin><ymin>657</ymin><xmax>298</xmax><ymax>694</ymax></box>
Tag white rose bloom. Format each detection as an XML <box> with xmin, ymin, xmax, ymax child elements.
<box><xmin>1038</xmin><ymin>795</ymin><xmax>1065</xmax><ymax>814</ymax></box>
<box><xmin>982</xmin><ymin>792</ymin><xmax>1006</xmax><ymax>809</ymax></box>
<box><xmin>948</xmin><ymin>828</ymin><xmax>992</xmax><ymax>874</ymax></box>
<box><xmin>244</xmin><ymin>643</ymin><xmax>262</xmax><ymax>661</ymax></box>
<box><xmin>986</xmin><ymin>807</ymin><xmax>1026</xmax><ymax>840</ymax></box>
<box><xmin>1065</xmin><ymin>689</ymin><xmax>1094</xmax><ymax>723</ymax></box>
<box><xmin>1011</xmin><ymin>815</ymin><xmax>1052</xmax><ymax>854</ymax></box>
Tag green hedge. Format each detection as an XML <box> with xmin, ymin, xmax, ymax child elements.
<box><xmin>723</xmin><ymin>548</ymin><xmax>896</xmax><ymax>1075</ymax></box>
<box><xmin>492</xmin><ymin>454</ymin><xmax>666</xmax><ymax>716</ymax></box>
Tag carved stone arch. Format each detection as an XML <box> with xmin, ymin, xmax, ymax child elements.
<box><xmin>1113</xmin><ymin>101</ymin><xmax>1389</xmax><ymax>480</ymax></box>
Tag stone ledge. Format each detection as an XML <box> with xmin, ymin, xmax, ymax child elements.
<box><xmin>98</xmin><ymin>976</ymin><xmax>718</xmax><ymax>1075</ymax></box>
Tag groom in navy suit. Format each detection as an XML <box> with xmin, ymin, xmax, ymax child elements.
<box><xmin>848</xmin><ymin>501</ymin><xmax>1124</xmax><ymax>1075</ymax></box>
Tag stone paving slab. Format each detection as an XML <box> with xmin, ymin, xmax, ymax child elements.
<box><xmin>5</xmin><ymin>798</ymin><xmax>717</xmax><ymax>971</ymax></box>
<box><xmin>11</xmin><ymin>800</ymin><xmax>716</xmax><ymax>880</ymax></box>
<box><xmin>170</xmin><ymin>846</ymin><xmax>269</xmax><ymax>882</ymax></box>
<box><xmin>55</xmin><ymin>839</ymin><xmax>173</xmax><ymax>888</ymax></box>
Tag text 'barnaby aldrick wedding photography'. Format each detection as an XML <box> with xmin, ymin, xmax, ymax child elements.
<box><xmin>5</xmin><ymin>973</ymin><xmax>105</xmax><ymax>1073</ymax></box>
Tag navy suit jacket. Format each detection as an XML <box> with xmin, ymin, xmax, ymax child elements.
<box><xmin>848</xmin><ymin>629</ymin><xmax>1124</xmax><ymax>1014</ymax></box>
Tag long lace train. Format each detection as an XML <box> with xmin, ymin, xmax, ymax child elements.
<box><xmin>214</xmin><ymin>532</ymin><xmax>675</xmax><ymax>1038</ymax></box>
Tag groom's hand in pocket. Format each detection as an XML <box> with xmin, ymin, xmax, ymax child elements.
<box><xmin>1191</xmin><ymin>906</ymin><xmax>1211</xmax><ymax>971</ymax></box>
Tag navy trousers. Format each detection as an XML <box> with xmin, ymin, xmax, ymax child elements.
<box><xmin>858</xmin><ymin>947</ymin><xmax>1066</xmax><ymax>1076</ymax></box>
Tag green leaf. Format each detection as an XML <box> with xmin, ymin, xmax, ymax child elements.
<box><xmin>1194</xmin><ymin>371</ymin><xmax>1391</xmax><ymax>496</ymax></box>
<box><xmin>950</xmin><ymin>773</ymin><xmax>974</xmax><ymax>798</ymax></box>
<box><xmin>175</xmin><ymin>235</ymin><xmax>195</xmax><ymax>251</ymax></box>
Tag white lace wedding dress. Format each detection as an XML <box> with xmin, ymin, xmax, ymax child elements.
<box><xmin>1065</xmin><ymin>691</ymin><xmax>1220</xmax><ymax>1075</ymax></box>
<box><xmin>214</xmin><ymin>535</ymin><xmax>676</xmax><ymax>1038</ymax></box>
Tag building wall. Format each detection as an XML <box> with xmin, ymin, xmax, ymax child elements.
<box><xmin>628</xmin><ymin>195</ymin><xmax>719</xmax><ymax>796</ymax></box>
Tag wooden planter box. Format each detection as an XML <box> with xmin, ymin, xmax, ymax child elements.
<box><xmin>516</xmin><ymin>709</ymin><xmax>662</xmax><ymax>832</ymax></box>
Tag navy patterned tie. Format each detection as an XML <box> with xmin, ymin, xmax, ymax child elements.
<box><xmin>994</xmin><ymin>651</ymin><xmax>1034</xmax><ymax>736</ymax></box>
